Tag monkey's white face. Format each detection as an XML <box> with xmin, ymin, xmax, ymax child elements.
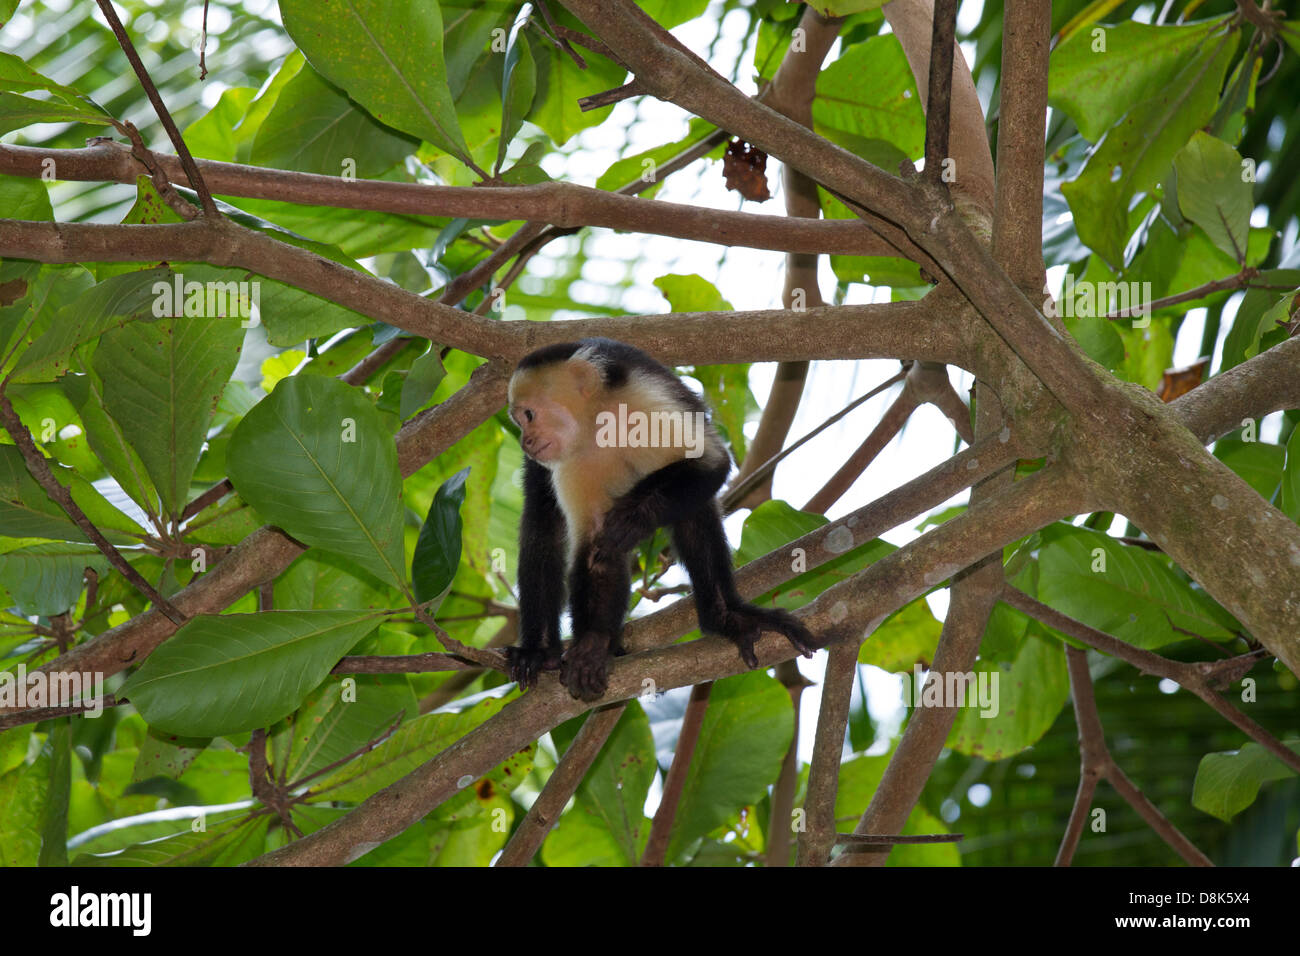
<box><xmin>511</xmin><ymin>394</ymin><xmax>580</xmax><ymax>464</ymax></box>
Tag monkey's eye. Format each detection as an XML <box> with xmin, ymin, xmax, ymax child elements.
<box><xmin>523</xmin><ymin>409</ymin><xmax>534</xmax><ymax>423</ymax></box>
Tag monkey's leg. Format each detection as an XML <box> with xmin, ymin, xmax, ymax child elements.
<box><xmin>672</xmin><ymin>507</ymin><xmax>819</xmax><ymax>668</ymax></box>
<box><xmin>562</xmin><ymin>541</ymin><xmax>633</xmax><ymax>701</ymax></box>
<box><xmin>508</xmin><ymin>459</ymin><xmax>567</xmax><ymax>688</ymax></box>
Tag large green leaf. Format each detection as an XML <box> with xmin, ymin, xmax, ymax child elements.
<box><xmin>12</xmin><ymin>268</ymin><xmax>168</xmax><ymax>384</ymax></box>
<box><xmin>813</xmin><ymin>35</ymin><xmax>925</xmax><ymax>160</ymax></box>
<box><xmin>1028</xmin><ymin>524</ymin><xmax>1239</xmax><ymax>650</ymax></box>
<box><xmin>92</xmin><ymin>314</ymin><xmax>244</xmax><ymax>518</ymax></box>
<box><xmin>946</xmin><ymin>623</ymin><xmax>1070</xmax><ymax>760</ymax></box>
<box><xmin>269</xmin><ymin>674</ymin><xmax>417</xmax><ymax>783</ymax></box>
<box><xmin>227</xmin><ymin>375</ymin><xmax>406</xmax><ymax>589</ymax></box>
<box><xmin>60</xmin><ymin>363</ymin><xmax>158</xmax><ymax>517</ymax></box>
<box><xmin>0</xmin><ymin>171</ymin><xmax>52</xmax><ymax>222</ymax></box>
<box><xmin>1060</xmin><ymin>30</ymin><xmax>1237</xmax><ymax>266</ymax></box>
<box><xmin>251</xmin><ymin>62</ymin><xmax>417</xmax><ymax>177</ymax></box>
<box><xmin>546</xmin><ymin>703</ymin><xmax>656</xmax><ymax>865</ymax></box>
<box><xmin>119</xmin><ymin>610</ymin><xmax>380</xmax><ymax>736</ymax></box>
<box><xmin>1049</xmin><ymin>18</ymin><xmax>1230</xmax><ymax>142</ymax></box>
<box><xmin>279</xmin><ymin>0</ymin><xmax>469</xmax><ymax>161</ymax></box>
<box><xmin>667</xmin><ymin>671</ymin><xmax>794</xmax><ymax>862</ymax></box>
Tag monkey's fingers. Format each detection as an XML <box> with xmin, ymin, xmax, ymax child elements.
<box><xmin>733</xmin><ymin>635</ymin><xmax>761</xmax><ymax>669</ymax></box>
<box><xmin>506</xmin><ymin>646</ymin><xmax>562</xmax><ymax>689</ymax></box>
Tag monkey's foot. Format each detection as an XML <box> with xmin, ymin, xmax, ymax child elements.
<box><xmin>506</xmin><ymin>644</ymin><xmax>563</xmax><ymax>689</ymax></box>
<box><xmin>720</xmin><ymin>607</ymin><xmax>820</xmax><ymax>669</ymax></box>
<box><xmin>561</xmin><ymin>634</ymin><xmax>612</xmax><ymax>701</ymax></box>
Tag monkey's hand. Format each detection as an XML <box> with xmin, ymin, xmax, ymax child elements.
<box><xmin>506</xmin><ymin>644</ymin><xmax>563</xmax><ymax>689</ymax></box>
<box><xmin>720</xmin><ymin>606</ymin><xmax>820</xmax><ymax>669</ymax></box>
<box><xmin>561</xmin><ymin>632</ymin><xmax>612</xmax><ymax>702</ymax></box>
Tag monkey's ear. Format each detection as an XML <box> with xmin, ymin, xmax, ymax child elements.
<box><xmin>568</xmin><ymin>358</ymin><xmax>602</xmax><ymax>397</ymax></box>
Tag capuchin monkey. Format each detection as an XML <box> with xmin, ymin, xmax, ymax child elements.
<box><xmin>505</xmin><ymin>337</ymin><xmax>819</xmax><ymax>701</ymax></box>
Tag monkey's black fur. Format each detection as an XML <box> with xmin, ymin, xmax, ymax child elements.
<box><xmin>506</xmin><ymin>339</ymin><xmax>818</xmax><ymax>701</ymax></box>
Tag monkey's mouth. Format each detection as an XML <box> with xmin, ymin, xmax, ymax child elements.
<box><xmin>528</xmin><ymin>441</ymin><xmax>553</xmax><ymax>460</ymax></box>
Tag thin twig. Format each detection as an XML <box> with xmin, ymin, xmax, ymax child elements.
<box><xmin>94</xmin><ymin>0</ymin><xmax>218</xmax><ymax>215</ymax></box>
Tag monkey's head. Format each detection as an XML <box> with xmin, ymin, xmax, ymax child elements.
<box><xmin>507</xmin><ymin>354</ymin><xmax>603</xmax><ymax>465</ymax></box>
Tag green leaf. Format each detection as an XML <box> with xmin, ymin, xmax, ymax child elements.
<box><xmin>441</xmin><ymin>0</ymin><xmax>514</xmax><ymax>98</ymax></box>
<box><xmin>119</xmin><ymin>610</ymin><xmax>380</xmax><ymax>736</ymax></box>
<box><xmin>279</xmin><ymin>0</ymin><xmax>470</xmax><ymax>162</ymax></box>
<box><xmin>807</xmin><ymin>0</ymin><xmax>888</xmax><ymax>15</ymax></box>
<box><xmin>38</xmin><ymin>721</ymin><xmax>70</xmax><ymax>867</ymax></box>
<box><xmin>314</xmin><ymin>693</ymin><xmax>531</xmax><ymax>806</ymax></box>
<box><xmin>1192</xmin><ymin>740</ymin><xmax>1300</xmax><ymax>822</ymax></box>
<box><xmin>667</xmin><ymin>671</ymin><xmax>794</xmax><ymax>862</ymax></box>
<box><xmin>595</xmin><ymin>118</ymin><xmax>720</xmax><ymax>195</ymax></box>
<box><xmin>1030</xmin><ymin>524</ymin><xmax>1238</xmax><ymax>650</ymax></box>
<box><xmin>1220</xmin><ymin>271</ymin><xmax>1300</xmax><ymax>371</ymax></box>
<box><xmin>0</xmin><ymin>543</ymin><xmax>108</xmax><ymax>617</ymax></box>
<box><xmin>0</xmin><ymin>91</ymin><xmax>110</xmax><ymax>135</ymax></box>
<box><xmin>1049</xmin><ymin>18</ymin><xmax>1231</xmax><ymax>142</ymax></box>
<box><xmin>1279</xmin><ymin>425</ymin><xmax>1300</xmax><ymax>523</ymax></box>
<box><xmin>0</xmin><ymin>51</ymin><xmax>92</xmax><ymax>104</ymax></box>
<box><xmin>61</xmin><ymin>362</ymin><xmax>159</xmax><ymax>517</ymax></box>
<box><xmin>1173</xmin><ymin>132</ymin><xmax>1252</xmax><ymax>261</ymax></box>
<box><xmin>945</xmin><ymin>624</ymin><xmax>1070</xmax><ymax>759</ymax></box>
<box><xmin>496</xmin><ymin>14</ymin><xmax>536</xmax><ymax>173</ymax></box>
<box><xmin>528</xmin><ymin>27</ymin><xmax>627</xmax><ymax>146</ymax></box>
<box><xmin>227</xmin><ymin>375</ymin><xmax>406</xmax><ymax>590</ymax></box>
<box><xmin>13</xmin><ymin>268</ymin><xmax>170</xmax><ymax>384</ymax></box>
<box><xmin>73</xmin><ymin>815</ymin><xmax>272</xmax><ymax>867</ymax></box>
<box><xmin>637</xmin><ymin>0</ymin><xmax>711</xmax><ymax>28</ymax></box>
<box><xmin>0</xmin><ymin>171</ymin><xmax>52</xmax><ymax>221</ymax></box>
<box><xmin>412</xmin><ymin>467</ymin><xmax>469</xmax><ymax>606</ymax></box>
<box><xmin>547</xmin><ymin>703</ymin><xmax>655</xmax><ymax>865</ymax></box>
<box><xmin>269</xmin><ymin>674</ymin><xmax>416</xmax><ymax>782</ymax></box>
<box><xmin>858</xmin><ymin>597</ymin><xmax>942</xmax><ymax>672</ymax></box>
<box><xmin>92</xmin><ymin>314</ymin><xmax>245</xmax><ymax>518</ymax></box>
<box><xmin>1062</xmin><ymin>314</ymin><xmax>1125</xmax><ymax>369</ymax></box>
<box><xmin>251</xmin><ymin>62</ymin><xmax>417</xmax><ymax>177</ymax></box>
<box><xmin>1060</xmin><ymin>32</ymin><xmax>1237</xmax><ymax>266</ymax></box>
<box><xmin>399</xmin><ymin>344</ymin><xmax>447</xmax><ymax>419</ymax></box>
<box><xmin>0</xmin><ymin>444</ymin><xmax>142</xmax><ymax>542</ymax></box>
<box><xmin>0</xmin><ymin>743</ymin><xmax>48</xmax><ymax>865</ymax></box>
<box><xmin>813</xmin><ymin>36</ymin><xmax>925</xmax><ymax>160</ymax></box>
<box><xmin>653</xmin><ymin>273</ymin><xmax>731</xmax><ymax>313</ymax></box>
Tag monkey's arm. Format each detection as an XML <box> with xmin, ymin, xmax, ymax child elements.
<box><xmin>508</xmin><ymin>458</ymin><xmax>567</xmax><ymax>687</ymax></box>
<box><xmin>591</xmin><ymin>457</ymin><xmax>731</xmax><ymax>563</ymax></box>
